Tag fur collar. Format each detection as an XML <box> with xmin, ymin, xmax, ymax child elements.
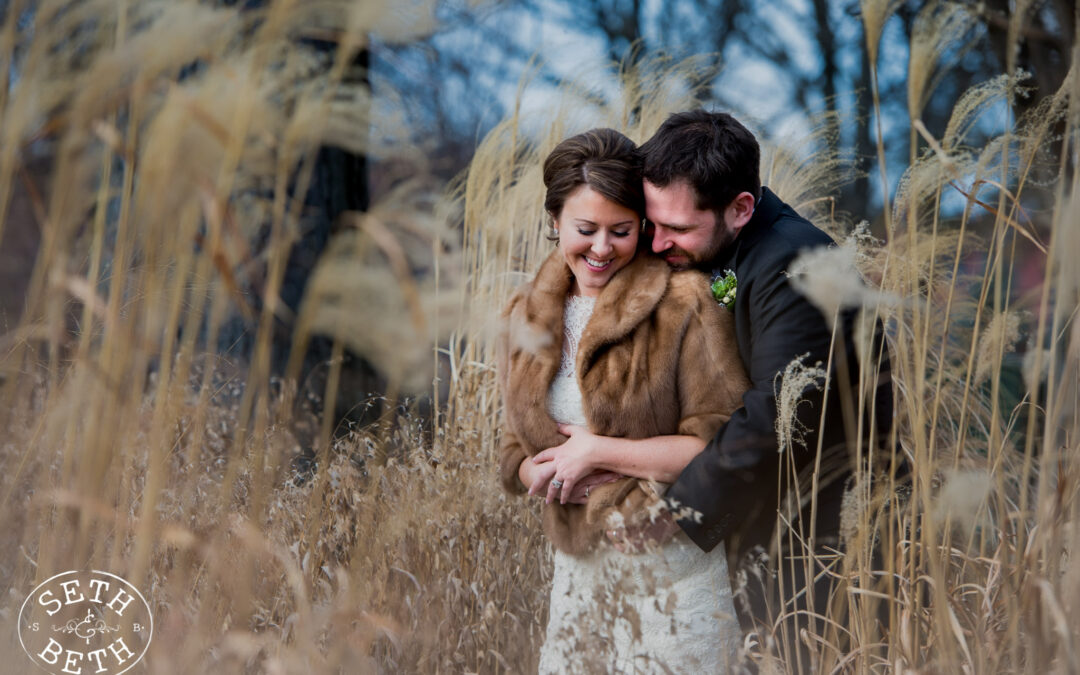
<box><xmin>504</xmin><ymin>249</ymin><xmax>670</xmax><ymax>449</ymax></box>
<box><xmin>522</xmin><ymin>248</ymin><xmax>671</xmax><ymax>364</ymax></box>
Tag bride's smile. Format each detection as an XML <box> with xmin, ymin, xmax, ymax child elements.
<box><xmin>552</xmin><ymin>184</ymin><xmax>639</xmax><ymax>297</ymax></box>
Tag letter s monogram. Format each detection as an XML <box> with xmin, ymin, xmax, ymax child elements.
<box><xmin>38</xmin><ymin>590</ymin><xmax>62</xmax><ymax>617</ymax></box>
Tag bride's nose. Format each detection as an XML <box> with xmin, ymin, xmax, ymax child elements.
<box><xmin>591</xmin><ymin>233</ymin><xmax>613</xmax><ymax>256</ymax></box>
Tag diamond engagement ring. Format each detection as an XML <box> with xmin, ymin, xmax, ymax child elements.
<box><xmin>550</xmin><ymin>479</ymin><xmax>564</xmax><ymax>489</ymax></box>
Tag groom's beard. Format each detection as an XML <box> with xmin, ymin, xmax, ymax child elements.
<box><xmin>660</xmin><ymin>247</ymin><xmax>703</xmax><ymax>270</ymax></box>
<box><xmin>663</xmin><ymin>226</ymin><xmax>737</xmax><ymax>271</ymax></box>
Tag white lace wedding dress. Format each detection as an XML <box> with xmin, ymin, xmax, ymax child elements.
<box><xmin>537</xmin><ymin>295</ymin><xmax>742</xmax><ymax>674</ymax></box>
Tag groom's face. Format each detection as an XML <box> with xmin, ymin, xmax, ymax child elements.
<box><xmin>644</xmin><ymin>180</ymin><xmax>735</xmax><ymax>269</ymax></box>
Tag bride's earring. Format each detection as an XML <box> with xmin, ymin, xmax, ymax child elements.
<box><xmin>547</xmin><ymin>214</ymin><xmax>559</xmax><ymax>242</ymax></box>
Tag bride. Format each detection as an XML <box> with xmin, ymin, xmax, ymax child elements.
<box><xmin>497</xmin><ymin>128</ymin><xmax>750</xmax><ymax>672</ymax></box>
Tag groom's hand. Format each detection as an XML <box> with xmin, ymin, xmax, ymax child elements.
<box><xmin>564</xmin><ymin>470</ymin><xmax>622</xmax><ymax>503</ymax></box>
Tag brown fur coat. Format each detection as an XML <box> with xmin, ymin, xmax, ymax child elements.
<box><xmin>497</xmin><ymin>249</ymin><xmax>749</xmax><ymax>555</ymax></box>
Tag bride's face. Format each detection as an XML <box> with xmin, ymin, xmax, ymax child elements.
<box><xmin>554</xmin><ymin>185</ymin><xmax>640</xmax><ymax>297</ymax></box>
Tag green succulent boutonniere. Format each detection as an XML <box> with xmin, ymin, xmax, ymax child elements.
<box><xmin>711</xmin><ymin>269</ymin><xmax>737</xmax><ymax>309</ymax></box>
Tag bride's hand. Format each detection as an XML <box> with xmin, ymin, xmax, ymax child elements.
<box><xmin>527</xmin><ymin>459</ymin><xmax>620</xmax><ymax>504</ymax></box>
<box><xmin>534</xmin><ymin>424</ymin><xmax>604</xmax><ymax>504</ymax></box>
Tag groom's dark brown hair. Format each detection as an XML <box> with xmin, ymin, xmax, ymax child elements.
<box><xmin>640</xmin><ymin>110</ymin><xmax>761</xmax><ymax>216</ymax></box>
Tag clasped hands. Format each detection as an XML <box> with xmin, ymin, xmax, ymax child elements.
<box><xmin>523</xmin><ymin>423</ymin><xmax>680</xmax><ymax>552</ymax></box>
<box><xmin>524</xmin><ymin>423</ymin><xmax>619</xmax><ymax>505</ymax></box>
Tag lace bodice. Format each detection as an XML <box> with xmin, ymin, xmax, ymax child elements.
<box><xmin>545</xmin><ymin>294</ymin><xmax>595</xmax><ymax>427</ymax></box>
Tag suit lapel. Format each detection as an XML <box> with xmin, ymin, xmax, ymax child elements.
<box><xmin>710</xmin><ymin>187</ymin><xmax>783</xmax><ymax>373</ymax></box>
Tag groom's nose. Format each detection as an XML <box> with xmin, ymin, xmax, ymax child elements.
<box><xmin>651</xmin><ymin>228</ymin><xmax>672</xmax><ymax>253</ymax></box>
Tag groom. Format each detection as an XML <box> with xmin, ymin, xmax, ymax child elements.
<box><xmin>642</xmin><ymin>109</ymin><xmax>894</xmax><ymax>611</ymax></box>
<box><xmin>549</xmin><ymin>111</ymin><xmax>893</xmax><ymax>637</ymax></box>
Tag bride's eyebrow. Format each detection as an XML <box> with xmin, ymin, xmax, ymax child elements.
<box><xmin>574</xmin><ymin>218</ymin><xmax>635</xmax><ymax>227</ymax></box>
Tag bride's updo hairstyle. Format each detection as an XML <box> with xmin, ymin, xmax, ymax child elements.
<box><xmin>542</xmin><ymin>128</ymin><xmax>645</xmax><ymax>221</ymax></box>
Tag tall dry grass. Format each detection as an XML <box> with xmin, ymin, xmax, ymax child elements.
<box><xmin>0</xmin><ymin>1</ymin><xmax>1078</xmax><ymax>673</ymax></box>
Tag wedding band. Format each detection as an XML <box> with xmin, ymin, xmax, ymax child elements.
<box><xmin>550</xmin><ymin>479</ymin><xmax>563</xmax><ymax>489</ymax></box>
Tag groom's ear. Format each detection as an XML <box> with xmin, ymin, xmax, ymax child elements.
<box><xmin>726</xmin><ymin>191</ymin><xmax>756</xmax><ymax>231</ymax></box>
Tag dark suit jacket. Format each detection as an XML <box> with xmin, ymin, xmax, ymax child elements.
<box><xmin>666</xmin><ymin>187</ymin><xmax>893</xmax><ymax>556</ymax></box>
